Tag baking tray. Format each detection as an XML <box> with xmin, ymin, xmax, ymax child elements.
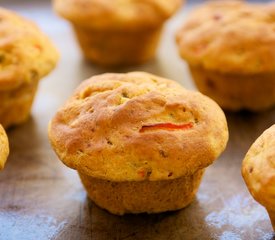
<box><xmin>0</xmin><ymin>1</ymin><xmax>275</xmax><ymax>239</ymax></box>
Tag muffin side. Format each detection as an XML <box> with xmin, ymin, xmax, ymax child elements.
<box><xmin>73</xmin><ymin>25</ymin><xmax>162</xmax><ymax>66</ymax></box>
<box><xmin>79</xmin><ymin>169</ymin><xmax>204</xmax><ymax>215</ymax></box>
<box><xmin>189</xmin><ymin>66</ymin><xmax>275</xmax><ymax>111</ymax></box>
<box><xmin>0</xmin><ymin>124</ymin><xmax>9</xmax><ymax>170</ymax></box>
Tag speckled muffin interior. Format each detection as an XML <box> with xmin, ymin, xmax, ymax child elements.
<box><xmin>49</xmin><ymin>72</ymin><xmax>228</xmax><ymax>214</ymax></box>
<box><xmin>176</xmin><ymin>1</ymin><xmax>275</xmax><ymax>111</ymax></box>
<box><xmin>242</xmin><ymin>124</ymin><xmax>275</xmax><ymax>229</ymax></box>
<box><xmin>0</xmin><ymin>124</ymin><xmax>9</xmax><ymax>170</ymax></box>
<box><xmin>0</xmin><ymin>7</ymin><xmax>59</xmax><ymax>128</ymax></box>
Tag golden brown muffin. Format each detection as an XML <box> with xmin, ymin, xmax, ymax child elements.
<box><xmin>54</xmin><ymin>0</ymin><xmax>182</xmax><ymax>66</ymax></box>
<box><xmin>242</xmin><ymin>124</ymin><xmax>275</xmax><ymax>230</ymax></box>
<box><xmin>0</xmin><ymin>8</ymin><xmax>59</xmax><ymax>128</ymax></box>
<box><xmin>0</xmin><ymin>124</ymin><xmax>9</xmax><ymax>170</ymax></box>
<box><xmin>176</xmin><ymin>1</ymin><xmax>275</xmax><ymax>111</ymax></box>
<box><xmin>48</xmin><ymin>72</ymin><xmax>228</xmax><ymax>215</ymax></box>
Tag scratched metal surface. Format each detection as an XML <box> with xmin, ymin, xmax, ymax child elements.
<box><xmin>0</xmin><ymin>1</ymin><xmax>275</xmax><ymax>239</ymax></box>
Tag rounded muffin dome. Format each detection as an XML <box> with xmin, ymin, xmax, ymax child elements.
<box><xmin>176</xmin><ymin>1</ymin><xmax>275</xmax><ymax>74</ymax></box>
<box><xmin>54</xmin><ymin>0</ymin><xmax>182</xmax><ymax>29</ymax></box>
<box><xmin>49</xmin><ymin>72</ymin><xmax>228</xmax><ymax>181</ymax></box>
<box><xmin>0</xmin><ymin>7</ymin><xmax>58</xmax><ymax>90</ymax></box>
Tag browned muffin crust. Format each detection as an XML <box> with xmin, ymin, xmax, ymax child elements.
<box><xmin>0</xmin><ymin>7</ymin><xmax>58</xmax><ymax>91</ymax></box>
<box><xmin>242</xmin><ymin>124</ymin><xmax>275</xmax><ymax>210</ymax></box>
<box><xmin>176</xmin><ymin>1</ymin><xmax>275</xmax><ymax>74</ymax></box>
<box><xmin>49</xmin><ymin>72</ymin><xmax>228</xmax><ymax>182</ymax></box>
<box><xmin>242</xmin><ymin>124</ymin><xmax>275</xmax><ymax>229</ymax></box>
<box><xmin>54</xmin><ymin>0</ymin><xmax>182</xmax><ymax>30</ymax></box>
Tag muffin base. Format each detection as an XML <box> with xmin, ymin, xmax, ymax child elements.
<box><xmin>0</xmin><ymin>79</ymin><xmax>38</xmax><ymax>128</ymax></box>
<box><xmin>78</xmin><ymin>169</ymin><xmax>204</xmax><ymax>215</ymax></box>
<box><xmin>73</xmin><ymin>25</ymin><xmax>162</xmax><ymax>67</ymax></box>
<box><xmin>189</xmin><ymin>65</ymin><xmax>275</xmax><ymax>111</ymax></box>
<box><xmin>267</xmin><ymin>208</ymin><xmax>275</xmax><ymax>231</ymax></box>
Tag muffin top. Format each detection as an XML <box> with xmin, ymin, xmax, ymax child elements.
<box><xmin>0</xmin><ymin>8</ymin><xmax>58</xmax><ymax>91</ymax></box>
<box><xmin>242</xmin><ymin>124</ymin><xmax>275</xmax><ymax>209</ymax></box>
<box><xmin>0</xmin><ymin>125</ymin><xmax>9</xmax><ymax>170</ymax></box>
<box><xmin>176</xmin><ymin>1</ymin><xmax>275</xmax><ymax>74</ymax></box>
<box><xmin>54</xmin><ymin>0</ymin><xmax>182</xmax><ymax>30</ymax></box>
<box><xmin>49</xmin><ymin>72</ymin><xmax>228</xmax><ymax>181</ymax></box>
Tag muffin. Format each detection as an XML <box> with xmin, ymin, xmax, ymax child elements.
<box><xmin>0</xmin><ymin>124</ymin><xmax>9</xmax><ymax>170</ymax></box>
<box><xmin>0</xmin><ymin>8</ymin><xmax>58</xmax><ymax>128</ymax></box>
<box><xmin>48</xmin><ymin>72</ymin><xmax>228</xmax><ymax>215</ymax></box>
<box><xmin>54</xmin><ymin>0</ymin><xmax>182</xmax><ymax>66</ymax></box>
<box><xmin>176</xmin><ymin>1</ymin><xmax>275</xmax><ymax>111</ymax></box>
<box><xmin>242</xmin><ymin>125</ymin><xmax>275</xmax><ymax>230</ymax></box>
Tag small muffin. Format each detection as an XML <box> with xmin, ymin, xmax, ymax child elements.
<box><xmin>54</xmin><ymin>0</ymin><xmax>182</xmax><ymax>66</ymax></box>
<box><xmin>0</xmin><ymin>8</ymin><xmax>58</xmax><ymax>128</ymax></box>
<box><xmin>242</xmin><ymin>125</ymin><xmax>275</xmax><ymax>230</ymax></box>
<box><xmin>176</xmin><ymin>1</ymin><xmax>275</xmax><ymax>111</ymax></box>
<box><xmin>0</xmin><ymin>124</ymin><xmax>9</xmax><ymax>170</ymax></box>
<box><xmin>49</xmin><ymin>72</ymin><xmax>228</xmax><ymax>215</ymax></box>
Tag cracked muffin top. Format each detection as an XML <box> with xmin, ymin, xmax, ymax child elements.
<box><xmin>0</xmin><ymin>8</ymin><xmax>58</xmax><ymax>91</ymax></box>
<box><xmin>176</xmin><ymin>1</ymin><xmax>275</xmax><ymax>74</ymax></box>
<box><xmin>0</xmin><ymin>124</ymin><xmax>9</xmax><ymax>170</ymax></box>
<box><xmin>242</xmin><ymin>124</ymin><xmax>275</xmax><ymax>209</ymax></box>
<box><xmin>49</xmin><ymin>72</ymin><xmax>228</xmax><ymax>181</ymax></box>
<box><xmin>54</xmin><ymin>0</ymin><xmax>182</xmax><ymax>30</ymax></box>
